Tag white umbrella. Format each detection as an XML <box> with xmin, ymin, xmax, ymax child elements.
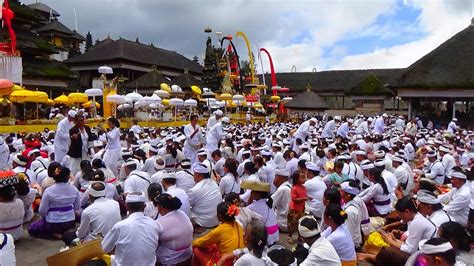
<box><xmin>184</xmin><ymin>99</ymin><xmax>198</xmax><ymax>118</ymax></box>
<box><xmin>216</xmin><ymin>101</ymin><xmax>226</xmax><ymax>108</ymax></box>
<box><xmin>98</xmin><ymin>66</ymin><xmax>113</xmax><ymax>74</ymax></box>
<box><xmin>124</xmin><ymin>97</ymin><xmax>133</xmax><ymax>103</ymax></box>
<box><xmin>169</xmin><ymin>98</ymin><xmax>184</xmax><ymax>121</ymax></box>
<box><xmin>154</xmin><ymin>90</ymin><xmax>170</xmax><ymax>98</ymax></box>
<box><xmin>125</xmin><ymin>92</ymin><xmax>143</xmax><ymax>102</ymax></box>
<box><xmin>85</xmin><ymin>88</ymin><xmax>103</xmax><ymax>117</ymax></box>
<box><xmin>171</xmin><ymin>85</ymin><xmax>182</xmax><ymax>92</ymax></box>
<box><xmin>282</xmin><ymin>97</ymin><xmax>293</xmax><ymax>102</ymax></box>
<box><xmin>150</xmin><ymin>94</ymin><xmax>162</xmax><ymax>103</ymax></box>
<box><xmin>232</xmin><ymin>94</ymin><xmax>244</xmax><ymax>101</ymax></box>
<box><xmin>106</xmin><ymin>94</ymin><xmax>124</xmax><ymax>103</ymax></box>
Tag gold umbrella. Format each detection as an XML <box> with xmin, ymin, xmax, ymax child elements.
<box><xmin>68</xmin><ymin>92</ymin><xmax>88</xmax><ymax>104</ymax></box>
<box><xmin>82</xmin><ymin>100</ymin><xmax>101</xmax><ymax>109</ymax></box>
<box><xmin>54</xmin><ymin>94</ymin><xmax>69</xmax><ymax>105</ymax></box>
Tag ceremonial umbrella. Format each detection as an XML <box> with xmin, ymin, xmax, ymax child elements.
<box><xmin>85</xmin><ymin>88</ymin><xmax>102</xmax><ymax>117</ymax></box>
<box><xmin>169</xmin><ymin>98</ymin><xmax>184</xmax><ymax>121</ymax></box>
<box><xmin>54</xmin><ymin>94</ymin><xmax>69</xmax><ymax>105</ymax></box>
<box><xmin>68</xmin><ymin>92</ymin><xmax>88</xmax><ymax>104</ymax></box>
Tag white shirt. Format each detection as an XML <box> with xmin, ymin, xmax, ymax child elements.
<box><xmin>382</xmin><ymin>169</ymin><xmax>398</xmax><ymax>199</ymax></box>
<box><xmin>286</xmin><ymin>158</ymin><xmax>299</xmax><ymax>177</ymax></box>
<box><xmin>124</xmin><ymin>170</ymin><xmax>151</xmax><ymax>197</ymax></box>
<box><xmin>337</xmin><ymin>122</ymin><xmax>350</xmax><ymax>138</ymax></box>
<box><xmin>321</xmin><ymin>120</ymin><xmax>336</xmax><ymax>138</ymax></box>
<box><xmin>156</xmin><ymin>210</ymin><xmax>193</xmax><ymax>265</ymax></box>
<box><xmin>273</xmin><ymin>151</ymin><xmax>286</xmax><ymax>170</ymax></box>
<box><xmin>304</xmin><ymin>176</ymin><xmax>326</xmax><ymax>218</ymax></box>
<box><xmin>359</xmin><ymin>183</ymin><xmax>392</xmax><ymax>215</ymax></box>
<box><xmin>447</xmin><ymin>121</ymin><xmax>457</xmax><ymax>133</ymax></box>
<box><xmin>175</xmin><ymin>169</ymin><xmax>195</xmax><ymax>194</ymax></box>
<box><xmin>214</xmin><ymin>157</ymin><xmax>225</xmax><ymax>177</ymax></box>
<box><xmin>400</xmin><ymin>213</ymin><xmax>436</xmax><ymax>254</ymax></box>
<box><xmin>441</xmin><ymin>153</ymin><xmax>456</xmax><ymax>177</ymax></box>
<box><xmin>394</xmin><ymin>165</ymin><xmax>410</xmax><ymax>196</ymax></box>
<box><xmin>54</xmin><ymin>117</ymin><xmax>73</xmax><ymax>151</ymax></box>
<box><xmin>130</xmin><ymin>125</ymin><xmax>142</xmax><ymax>135</ymax></box>
<box><xmin>234</xmin><ymin>253</ymin><xmax>267</xmax><ymax>266</ymax></box>
<box><xmin>188</xmin><ymin>178</ymin><xmax>221</xmax><ymax>227</ymax></box>
<box><xmin>141</xmin><ymin>155</ymin><xmax>158</xmax><ymax>176</ymax></box>
<box><xmin>439</xmin><ymin>182</ymin><xmax>471</xmax><ymax>226</ymax></box>
<box><xmin>166</xmin><ymin>185</ymin><xmax>190</xmax><ymax>217</ymax></box>
<box><xmin>428</xmin><ymin>209</ymin><xmax>453</xmax><ymax>234</ymax></box>
<box><xmin>424</xmin><ymin>160</ymin><xmax>445</xmax><ymax>184</ymax></box>
<box><xmin>321</xmin><ymin>224</ymin><xmax>357</xmax><ymax>261</ymax></box>
<box><xmin>247</xmin><ymin>198</ymin><xmax>279</xmax><ymax>245</ymax></box>
<box><xmin>105</xmin><ymin>127</ymin><xmax>121</xmax><ymax>150</ymax></box>
<box><xmin>219</xmin><ymin>173</ymin><xmax>240</xmax><ymax>195</ymax></box>
<box><xmin>184</xmin><ymin>123</ymin><xmax>202</xmax><ymax>147</ymax></box>
<box><xmin>76</xmin><ymin>197</ymin><xmax>121</xmax><ymax>241</ymax></box>
<box><xmin>343</xmin><ymin>200</ymin><xmax>363</xmax><ymax>247</ymax></box>
<box><xmin>206</xmin><ymin>115</ymin><xmax>219</xmax><ymax>129</ymax></box>
<box><xmin>355</xmin><ymin>121</ymin><xmax>370</xmax><ymax>135</ymax></box>
<box><xmin>102</xmin><ymin>212</ymin><xmax>160</xmax><ymax>266</ymax></box>
<box><xmin>373</xmin><ymin>117</ymin><xmax>385</xmax><ymax>134</ymax></box>
<box><xmin>0</xmin><ymin>233</ymin><xmax>16</xmax><ymax>266</ymax></box>
<box><xmin>301</xmin><ymin>236</ymin><xmax>341</xmax><ymax>266</ymax></box>
<box><xmin>294</xmin><ymin>120</ymin><xmax>311</xmax><ymax>141</ymax></box>
<box><xmin>271</xmin><ymin>181</ymin><xmax>291</xmax><ymax>231</ymax></box>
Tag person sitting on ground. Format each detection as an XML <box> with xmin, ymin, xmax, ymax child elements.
<box><xmin>405</xmin><ymin>238</ymin><xmax>456</xmax><ymax>266</ymax></box>
<box><xmin>80</xmin><ymin>170</ymin><xmax>120</xmax><ymax>207</ymax></box>
<box><xmin>299</xmin><ymin>215</ymin><xmax>341</xmax><ymax>266</ymax></box>
<box><xmin>0</xmin><ymin>171</ymin><xmax>24</xmax><ymax>240</ymax></box>
<box><xmin>224</xmin><ymin>192</ymin><xmax>262</xmax><ymax>230</ymax></box>
<box><xmin>192</xmin><ymin>201</ymin><xmax>245</xmax><ymax>266</ymax></box>
<box><xmin>14</xmin><ymin>172</ymin><xmax>36</xmax><ymax>222</ymax></box>
<box><xmin>155</xmin><ymin>193</ymin><xmax>194</xmax><ymax>266</ymax></box>
<box><xmin>144</xmin><ymin>183</ymin><xmax>162</xmax><ymax>219</ymax></box>
<box><xmin>438</xmin><ymin>221</ymin><xmax>473</xmax><ymax>265</ymax></box>
<box><xmin>29</xmin><ymin>166</ymin><xmax>80</xmax><ymax>239</ymax></box>
<box><xmin>321</xmin><ymin>203</ymin><xmax>357</xmax><ymax>266</ymax></box>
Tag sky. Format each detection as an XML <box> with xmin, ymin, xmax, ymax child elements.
<box><xmin>23</xmin><ymin>0</ymin><xmax>473</xmax><ymax>72</ymax></box>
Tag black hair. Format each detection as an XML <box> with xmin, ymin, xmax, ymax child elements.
<box><xmin>0</xmin><ymin>185</ymin><xmax>16</xmax><ymax>201</ymax></box>
<box><xmin>217</xmin><ymin>201</ymin><xmax>237</xmax><ymax>222</ymax></box>
<box><xmin>324</xmin><ymin>203</ymin><xmax>347</xmax><ymax>226</ymax></box>
<box><xmin>91</xmin><ymin>158</ymin><xmax>106</xmax><ymax>169</ymax></box>
<box><xmin>147</xmin><ymin>183</ymin><xmax>162</xmax><ymax>203</ymax></box>
<box><xmin>47</xmin><ymin>162</ymin><xmax>61</xmax><ymax>177</ymax></box>
<box><xmin>154</xmin><ymin>193</ymin><xmax>182</xmax><ymax>211</ymax></box>
<box><xmin>291</xmin><ymin>170</ymin><xmax>302</xmax><ymax>185</ymax></box>
<box><xmin>299</xmin><ymin>217</ymin><xmax>321</xmax><ymax>239</ymax></box>
<box><xmin>53</xmin><ymin>166</ymin><xmax>70</xmax><ymax>183</ymax></box>
<box><xmin>324</xmin><ymin>188</ymin><xmax>341</xmax><ymax>205</ymax></box>
<box><xmin>166</xmin><ymin>145</ymin><xmax>177</xmax><ymax>158</ymax></box>
<box><xmin>92</xmin><ymin>170</ymin><xmax>105</xmax><ymax>182</ymax></box>
<box><xmin>254</xmin><ymin>156</ymin><xmax>266</xmax><ymax>168</ymax></box>
<box><xmin>127</xmin><ymin>202</ymin><xmax>145</xmax><ymax>212</ymax></box>
<box><xmin>334</xmin><ymin>160</ymin><xmax>344</xmax><ymax>169</ymax></box>
<box><xmin>439</xmin><ymin>221</ymin><xmax>471</xmax><ymax>252</ymax></box>
<box><xmin>328</xmin><ymin>148</ymin><xmax>337</xmax><ymax>157</ymax></box>
<box><xmin>133</xmin><ymin>149</ymin><xmax>147</xmax><ymax>162</ymax></box>
<box><xmin>268</xmin><ymin>248</ymin><xmax>295</xmax><ymax>266</ymax></box>
<box><xmin>369</xmin><ymin>167</ymin><xmax>389</xmax><ymax>195</ymax></box>
<box><xmin>316</xmin><ymin>148</ymin><xmax>325</xmax><ymax>158</ymax></box>
<box><xmin>225</xmin><ymin>138</ymin><xmax>235</xmax><ymax>153</ymax></box>
<box><xmin>242</xmin><ymin>150</ymin><xmax>251</xmax><ymax>159</ymax></box>
<box><xmin>14</xmin><ymin>177</ymin><xmax>30</xmax><ymax>196</ymax></box>
<box><xmin>107</xmin><ymin>116</ymin><xmax>120</xmax><ymax>128</ymax></box>
<box><xmin>81</xmin><ymin>160</ymin><xmax>95</xmax><ymax>181</ymax></box>
<box><xmin>224</xmin><ymin>192</ymin><xmax>240</xmax><ymax>205</ymax></box>
<box><xmin>295</xmin><ymin>138</ymin><xmax>303</xmax><ymax>145</ymax></box>
<box><xmin>422</xmin><ymin>238</ymin><xmax>456</xmax><ymax>264</ymax></box>
<box><xmin>244</xmin><ymin>161</ymin><xmax>257</xmax><ymax>175</ymax></box>
<box><xmin>341</xmin><ymin>179</ymin><xmax>359</xmax><ymax>199</ymax></box>
<box><xmin>224</xmin><ymin>158</ymin><xmax>239</xmax><ymax>181</ymax></box>
<box><xmin>297</xmin><ymin>159</ymin><xmax>307</xmax><ymax>170</ymax></box>
<box><xmin>211</xmin><ymin>149</ymin><xmax>222</xmax><ymax>158</ymax></box>
<box><xmin>395</xmin><ymin>197</ymin><xmax>417</xmax><ymax>213</ymax></box>
<box><xmin>162</xmin><ymin>176</ymin><xmax>177</xmax><ymax>185</ymax></box>
<box><xmin>418</xmin><ymin>179</ymin><xmax>437</xmax><ymax>193</ymax></box>
<box><xmin>246</xmin><ymin>220</ymin><xmax>267</xmax><ymax>258</ymax></box>
<box><xmin>190</xmin><ymin>114</ymin><xmax>198</xmax><ymax>121</ymax></box>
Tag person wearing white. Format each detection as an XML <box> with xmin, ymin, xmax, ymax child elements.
<box><xmin>161</xmin><ymin>173</ymin><xmax>190</xmax><ymax>217</ymax></box>
<box><xmin>53</xmin><ymin>110</ymin><xmax>76</xmax><ymax>162</ymax></box>
<box><xmin>205</xmin><ymin>118</ymin><xmax>229</xmax><ymax>153</ymax></box>
<box><xmin>102</xmin><ymin>117</ymin><xmax>121</xmax><ymax>176</ymax></box>
<box><xmin>355</xmin><ymin>119</ymin><xmax>370</xmax><ymax>135</ymax></box>
<box><xmin>0</xmin><ymin>233</ymin><xmax>16</xmax><ymax>266</ymax></box>
<box><xmin>394</xmin><ymin>116</ymin><xmax>405</xmax><ymax>132</ymax></box>
<box><xmin>304</xmin><ymin>163</ymin><xmax>326</xmax><ymax>219</ymax></box>
<box><xmin>271</xmin><ymin>169</ymin><xmax>292</xmax><ymax>232</ymax></box>
<box><xmin>416</xmin><ymin>190</ymin><xmax>453</xmax><ymax>235</ymax></box>
<box><xmin>400</xmin><ymin>212</ymin><xmax>436</xmax><ymax>254</ymax></box>
<box><xmin>424</xmin><ymin>151</ymin><xmax>446</xmax><ymax>185</ymax></box>
<box><xmin>373</xmin><ymin>114</ymin><xmax>387</xmax><ymax>135</ymax></box>
<box><xmin>123</xmin><ymin>160</ymin><xmax>151</xmax><ymax>198</ymax></box>
<box><xmin>76</xmin><ymin>182</ymin><xmax>121</xmax><ymax>242</ymax></box>
<box><xmin>206</xmin><ymin>110</ymin><xmax>222</xmax><ymax>130</ymax></box>
<box><xmin>174</xmin><ymin>160</ymin><xmax>195</xmax><ymax>195</ymax></box>
<box><xmin>321</xmin><ymin>223</ymin><xmax>357</xmax><ymax>262</ymax></box>
<box><xmin>0</xmin><ymin>137</ymin><xmax>10</xmax><ymax>170</ymax></box>
<box><xmin>321</xmin><ymin>118</ymin><xmax>337</xmax><ymax>138</ymax></box>
<box><xmin>101</xmin><ymin>193</ymin><xmax>160</xmax><ymax>266</ymax></box>
<box><xmin>438</xmin><ymin>171</ymin><xmax>470</xmax><ymax>227</ymax></box>
<box><xmin>219</xmin><ymin>168</ymin><xmax>240</xmax><ymax>196</ymax></box>
<box><xmin>293</xmin><ymin>118</ymin><xmax>316</xmax><ymax>149</ymax></box>
<box><xmin>141</xmin><ymin>146</ymin><xmax>159</xmax><ymax>176</ymax></box>
<box><xmin>130</xmin><ymin>120</ymin><xmax>142</xmax><ymax>135</ymax></box>
<box><xmin>336</xmin><ymin>119</ymin><xmax>351</xmax><ymax>139</ymax></box>
<box><xmin>188</xmin><ymin>164</ymin><xmax>222</xmax><ymax>228</ymax></box>
<box><xmin>183</xmin><ymin>115</ymin><xmax>203</xmax><ymax>165</ymax></box>
<box><xmin>392</xmin><ymin>156</ymin><xmax>411</xmax><ymax>196</ymax></box>
<box><xmin>299</xmin><ymin>216</ymin><xmax>341</xmax><ymax>266</ymax></box>
<box><xmin>439</xmin><ymin>146</ymin><xmax>456</xmax><ymax>177</ymax></box>
<box><xmin>340</xmin><ymin>181</ymin><xmax>365</xmax><ymax>247</ymax></box>
<box><xmin>446</xmin><ymin>118</ymin><xmax>458</xmax><ymax>134</ymax></box>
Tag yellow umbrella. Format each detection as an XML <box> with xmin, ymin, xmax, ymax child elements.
<box><xmin>46</xmin><ymin>99</ymin><xmax>55</xmax><ymax>105</ymax></box>
<box><xmin>10</xmin><ymin>90</ymin><xmax>36</xmax><ymax>103</ymax></box>
<box><xmin>270</xmin><ymin>95</ymin><xmax>281</xmax><ymax>102</ymax></box>
<box><xmin>12</xmin><ymin>84</ymin><xmax>23</xmax><ymax>91</ymax></box>
<box><xmin>27</xmin><ymin>91</ymin><xmax>48</xmax><ymax>103</ymax></box>
<box><xmin>162</xmin><ymin>99</ymin><xmax>170</xmax><ymax>106</ymax></box>
<box><xmin>82</xmin><ymin>100</ymin><xmax>101</xmax><ymax>108</ymax></box>
<box><xmin>68</xmin><ymin>92</ymin><xmax>88</xmax><ymax>104</ymax></box>
<box><xmin>254</xmin><ymin>103</ymin><xmax>263</xmax><ymax>109</ymax></box>
<box><xmin>54</xmin><ymin>94</ymin><xmax>69</xmax><ymax>105</ymax></box>
<box><xmin>160</xmin><ymin>83</ymin><xmax>171</xmax><ymax>93</ymax></box>
<box><xmin>219</xmin><ymin>93</ymin><xmax>232</xmax><ymax>101</ymax></box>
<box><xmin>191</xmin><ymin>85</ymin><xmax>202</xmax><ymax>95</ymax></box>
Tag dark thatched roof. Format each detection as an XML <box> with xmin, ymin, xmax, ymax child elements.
<box><xmin>65</xmin><ymin>38</ymin><xmax>203</xmax><ymax>74</ymax></box>
<box><xmin>34</xmin><ymin>19</ymin><xmax>81</xmax><ymax>38</ymax></box>
<box><xmin>171</xmin><ymin>70</ymin><xmax>201</xmax><ymax>88</ymax></box>
<box><xmin>394</xmin><ymin>23</ymin><xmax>474</xmax><ymax>88</ymax></box>
<box><xmin>259</xmin><ymin>68</ymin><xmax>403</xmax><ymax>95</ymax></box>
<box><xmin>27</xmin><ymin>3</ymin><xmax>60</xmax><ymax>17</ymax></box>
<box><xmin>285</xmin><ymin>89</ymin><xmax>330</xmax><ymax>110</ymax></box>
<box><xmin>125</xmin><ymin>69</ymin><xmax>170</xmax><ymax>90</ymax></box>
<box><xmin>23</xmin><ymin>57</ymin><xmax>76</xmax><ymax>79</ymax></box>
<box><xmin>345</xmin><ymin>75</ymin><xmax>395</xmax><ymax>96</ymax></box>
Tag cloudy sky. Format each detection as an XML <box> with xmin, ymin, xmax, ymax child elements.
<box><xmin>24</xmin><ymin>0</ymin><xmax>472</xmax><ymax>72</ymax></box>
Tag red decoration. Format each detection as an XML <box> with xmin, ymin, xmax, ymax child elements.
<box><xmin>226</xmin><ymin>204</ymin><xmax>240</xmax><ymax>217</ymax></box>
<box><xmin>1</xmin><ymin>0</ymin><xmax>17</xmax><ymax>55</ymax></box>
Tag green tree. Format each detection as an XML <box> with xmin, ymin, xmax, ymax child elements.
<box><xmin>85</xmin><ymin>31</ymin><xmax>93</xmax><ymax>52</ymax></box>
<box><xmin>192</xmin><ymin>55</ymin><xmax>199</xmax><ymax>64</ymax></box>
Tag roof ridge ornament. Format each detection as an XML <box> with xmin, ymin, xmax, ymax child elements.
<box><xmin>306</xmin><ymin>84</ymin><xmax>311</xmax><ymax>91</ymax></box>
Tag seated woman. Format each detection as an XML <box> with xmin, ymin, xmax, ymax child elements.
<box><xmin>155</xmin><ymin>193</ymin><xmax>193</xmax><ymax>266</ymax></box>
<box><xmin>72</xmin><ymin>160</ymin><xmax>94</xmax><ymax>194</ymax></box>
<box><xmin>15</xmin><ymin>172</ymin><xmax>37</xmax><ymax>222</ymax></box>
<box><xmin>438</xmin><ymin>221</ymin><xmax>473</xmax><ymax>266</ymax></box>
<box><xmin>80</xmin><ymin>170</ymin><xmax>119</xmax><ymax>207</ymax></box>
<box><xmin>0</xmin><ymin>171</ymin><xmax>24</xmax><ymax>240</ymax></box>
<box><xmin>91</xmin><ymin>159</ymin><xmax>116</xmax><ymax>184</ymax></box>
<box><xmin>322</xmin><ymin>160</ymin><xmax>349</xmax><ymax>188</ymax></box>
<box><xmin>405</xmin><ymin>238</ymin><xmax>456</xmax><ymax>266</ymax></box>
<box><xmin>192</xmin><ymin>201</ymin><xmax>245</xmax><ymax>266</ymax></box>
<box><xmin>322</xmin><ymin>203</ymin><xmax>357</xmax><ymax>266</ymax></box>
<box><xmin>359</xmin><ymin>167</ymin><xmax>392</xmax><ymax>217</ymax></box>
<box><xmin>242</xmin><ymin>180</ymin><xmax>279</xmax><ymax>246</ymax></box>
<box><xmin>29</xmin><ymin>166</ymin><xmax>81</xmax><ymax>239</ymax></box>
<box><xmin>144</xmin><ymin>183</ymin><xmax>162</xmax><ymax>219</ymax></box>
<box><xmin>224</xmin><ymin>192</ymin><xmax>262</xmax><ymax>230</ymax></box>
<box><xmin>374</xmin><ymin>197</ymin><xmax>436</xmax><ymax>266</ymax></box>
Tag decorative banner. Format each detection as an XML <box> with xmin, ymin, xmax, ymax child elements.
<box><xmin>0</xmin><ymin>56</ymin><xmax>22</xmax><ymax>83</ymax></box>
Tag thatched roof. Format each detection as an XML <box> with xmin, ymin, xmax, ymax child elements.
<box><xmin>345</xmin><ymin>75</ymin><xmax>395</xmax><ymax>96</ymax></box>
<box><xmin>285</xmin><ymin>89</ymin><xmax>329</xmax><ymax>110</ymax></box>
<box><xmin>125</xmin><ymin>69</ymin><xmax>170</xmax><ymax>90</ymax></box>
<box><xmin>171</xmin><ymin>70</ymin><xmax>201</xmax><ymax>88</ymax></box>
<box><xmin>260</xmin><ymin>68</ymin><xmax>403</xmax><ymax>95</ymax></box>
<box><xmin>27</xmin><ymin>2</ymin><xmax>60</xmax><ymax>17</ymax></box>
<box><xmin>65</xmin><ymin>38</ymin><xmax>202</xmax><ymax>74</ymax></box>
<box><xmin>35</xmin><ymin>19</ymin><xmax>84</xmax><ymax>40</ymax></box>
<box><xmin>394</xmin><ymin>23</ymin><xmax>474</xmax><ymax>88</ymax></box>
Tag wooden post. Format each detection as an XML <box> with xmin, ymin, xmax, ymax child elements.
<box><xmin>408</xmin><ymin>99</ymin><xmax>412</xmax><ymax>119</ymax></box>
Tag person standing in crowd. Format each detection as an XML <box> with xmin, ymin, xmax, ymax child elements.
<box><xmin>102</xmin><ymin>192</ymin><xmax>160</xmax><ymax>266</ymax></box>
<box><xmin>68</xmin><ymin>114</ymin><xmax>96</xmax><ymax>176</ymax></box>
<box><xmin>53</xmin><ymin>110</ymin><xmax>76</xmax><ymax>162</ymax></box>
<box><xmin>287</xmin><ymin>170</ymin><xmax>308</xmax><ymax>244</ymax></box>
<box><xmin>206</xmin><ymin>110</ymin><xmax>222</xmax><ymax>129</ymax></box>
<box><xmin>271</xmin><ymin>168</ymin><xmax>291</xmax><ymax>232</ymax></box>
<box><xmin>102</xmin><ymin>116</ymin><xmax>121</xmax><ymax>176</ymax></box>
<box><xmin>184</xmin><ymin>114</ymin><xmax>203</xmax><ymax>165</ymax></box>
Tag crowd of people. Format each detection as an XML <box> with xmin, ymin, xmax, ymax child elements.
<box><xmin>0</xmin><ymin>109</ymin><xmax>473</xmax><ymax>266</ymax></box>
